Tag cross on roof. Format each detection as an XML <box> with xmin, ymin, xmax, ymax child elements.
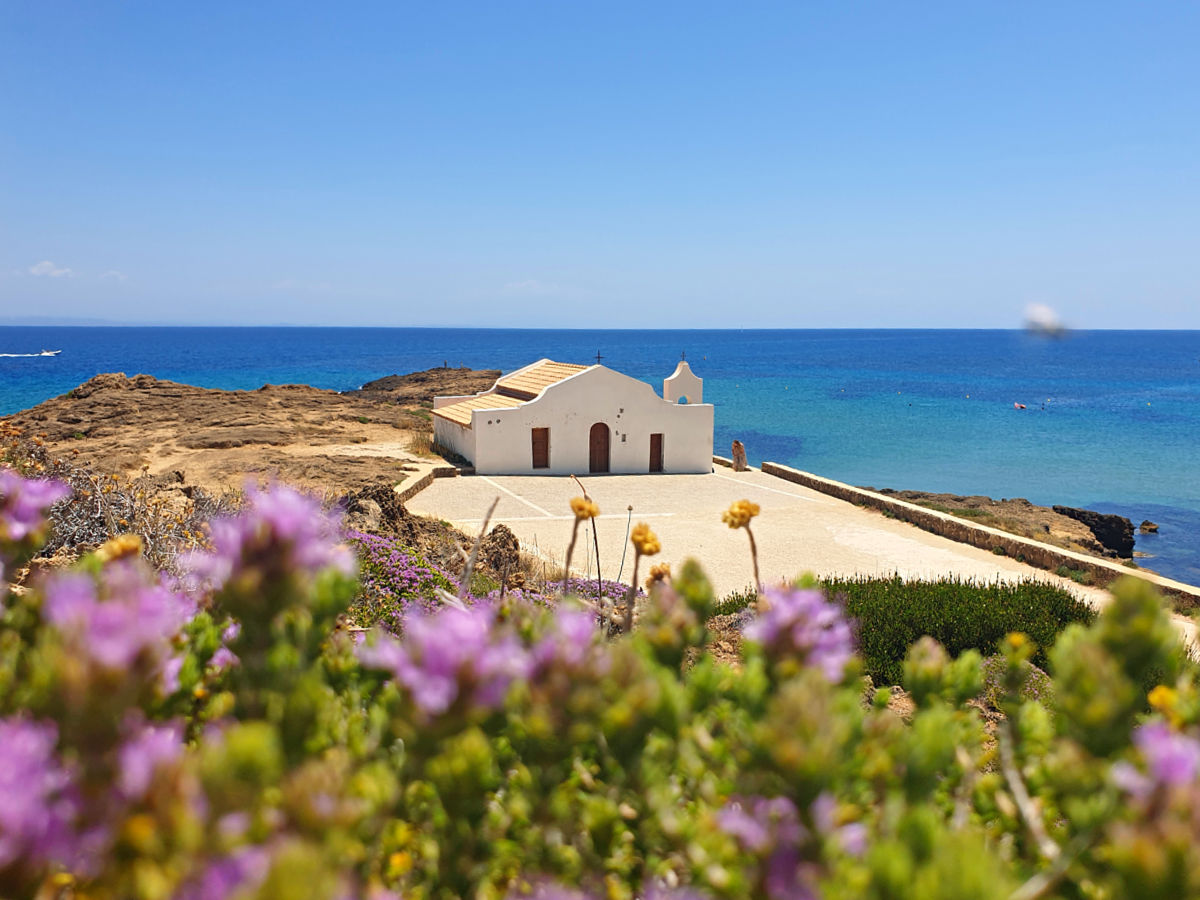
<box><xmin>681</xmin><ymin>350</ymin><xmax>686</xmax><ymax>361</ymax></box>
<box><xmin>594</xmin><ymin>350</ymin><xmax>604</xmax><ymax>365</ymax></box>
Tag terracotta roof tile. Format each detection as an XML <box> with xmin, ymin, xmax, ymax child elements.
<box><xmin>432</xmin><ymin>393</ymin><xmax>525</xmax><ymax>428</ymax></box>
<box><xmin>496</xmin><ymin>360</ymin><xmax>588</xmax><ymax>399</ymax></box>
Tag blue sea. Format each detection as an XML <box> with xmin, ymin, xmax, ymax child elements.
<box><xmin>2</xmin><ymin>326</ymin><xmax>1198</xmax><ymax>585</ymax></box>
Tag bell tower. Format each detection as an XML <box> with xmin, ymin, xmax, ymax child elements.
<box><xmin>663</xmin><ymin>358</ymin><xmax>703</xmax><ymax>404</ymax></box>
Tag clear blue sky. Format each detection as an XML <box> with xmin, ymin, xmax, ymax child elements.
<box><xmin>2</xmin><ymin>2</ymin><xmax>1198</xmax><ymax>328</ymax></box>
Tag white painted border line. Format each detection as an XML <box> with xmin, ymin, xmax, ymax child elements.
<box><xmin>712</xmin><ymin>470</ymin><xmax>819</xmax><ymax>501</ymax></box>
<box><xmin>453</xmin><ymin>512</ymin><xmax>678</xmax><ymax>525</ymax></box>
<box><xmin>478</xmin><ymin>475</ymin><xmax>556</xmax><ymax>517</ymax></box>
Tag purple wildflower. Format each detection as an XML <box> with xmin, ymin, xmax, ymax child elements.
<box><xmin>216</xmin><ymin>812</ymin><xmax>251</xmax><ymax>842</ymax></box>
<box><xmin>766</xmin><ymin>851</ymin><xmax>819</xmax><ymax>900</ymax></box>
<box><xmin>836</xmin><ymin>822</ymin><xmax>868</xmax><ymax>857</ymax></box>
<box><xmin>160</xmin><ymin>654</ymin><xmax>185</xmax><ymax>694</ymax></box>
<box><xmin>718</xmin><ymin>795</ymin><xmax>805</xmax><ymax>853</ymax></box>
<box><xmin>0</xmin><ymin>469</ymin><xmax>69</xmax><ymax>542</ymax></box>
<box><xmin>1128</xmin><ymin>721</ymin><xmax>1200</xmax><ymax>790</ymax></box>
<box><xmin>358</xmin><ymin>604</ymin><xmax>531</xmax><ymax>716</ymax></box>
<box><xmin>184</xmin><ymin>483</ymin><xmax>354</xmax><ymax>594</ymax></box>
<box><xmin>717</xmin><ymin>795</ymin><xmax>831</xmax><ymax>900</ymax></box>
<box><xmin>118</xmin><ymin>717</ymin><xmax>184</xmax><ymax>799</ymax></box>
<box><xmin>175</xmin><ymin>845</ymin><xmax>272</xmax><ymax>900</ymax></box>
<box><xmin>506</xmin><ymin>882</ymin><xmax>598</xmax><ymax>900</ymax></box>
<box><xmin>717</xmin><ymin>801</ymin><xmax>772</xmax><ymax>852</ymax></box>
<box><xmin>0</xmin><ymin>717</ymin><xmax>79</xmax><ymax>870</ymax></box>
<box><xmin>1112</xmin><ymin>722</ymin><xmax>1200</xmax><ymax>803</ymax></box>
<box><xmin>743</xmin><ymin>585</ymin><xmax>854</xmax><ymax>682</ymax></box>
<box><xmin>1110</xmin><ymin>761</ymin><xmax>1151</xmax><ymax>800</ymax></box>
<box><xmin>43</xmin><ymin>562</ymin><xmax>187</xmax><ymax>670</ymax></box>
<box><xmin>532</xmin><ymin>608</ymin><xmax>600</xmax><ymax>673</ymax></box>
<box><xmin>642</xmin><ymin>886</ymin><xmax>713</xmax><ymax>900</ymax></box>
<box><xmin>812</xmin><ymin>792</ymin><xmax>867</xmax><ymax>857</ymax></box>
<box><xmin>210</xmin><ymin>646</ymin><xmax>239</xmax><ymax>670</ymax></box>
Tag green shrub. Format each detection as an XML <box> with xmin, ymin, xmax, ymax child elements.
<box><xmin>717</xmin><ymin>576</ymin><xmax>1094</xmax><ymax>687</ymax></box>
<box><xmin>713</xmin><ymin>584</ymin><xmax>759</xmax><ymax>616</ymax></box>
<box><xmin>1055</xmin><ymin>564</ymin><xmax>1096</xmax><ymax>585</ymax></box>
<box><xmin>824</xmin><ymin>575</ymin><xmax>1096</xmax><ymax>685</ymax></box>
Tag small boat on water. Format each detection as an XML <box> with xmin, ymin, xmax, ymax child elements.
<box><xmin>39</xmin><ymin>349</ymin><xmax>62</xmax><ymax>356</ymax></box>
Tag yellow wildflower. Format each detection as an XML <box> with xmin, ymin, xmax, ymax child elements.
<box><xmin>644</xmin><ymin>562</ymin><xmax>671</xmax><ymax>590</ymax></box>
<box><xmin>387</xmin><ymin>851</ymin><xmax>414</xmax><ymax>877</ymax></box>
<box><xmin>631</xmin><ymin>522</ymin><xmax>661</xmax><ymax>556</ymax></box>
<box><xmin>122</xmin><ymin>814</ymin><xmax>158</xmax><ymax>852</ymax></box>
<box><xmin>1149</xmin><ymin>684</ymin><xmax>1181</xmax><ymax>726</ymax></box>
<box><xmin>721</xmin><ymin>499</ymin><xmax>761</xmax><ymax>529</ymax></box>
<box><xmin>570</xmin><ymin>497</ymin><xmax>600</xmax><ymax>520</ymax></box>
<box><xmin>95</xmin><ymin>534</ymin><xmax>143</xmax><ymax>563</ymax></box>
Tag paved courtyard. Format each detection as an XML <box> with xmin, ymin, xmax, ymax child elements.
<box><xmin>407</xmin><ymin>468</ymin><xmax>1108</xmax><ymax>602</ymax></box>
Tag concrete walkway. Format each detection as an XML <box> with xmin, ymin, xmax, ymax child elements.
<box><xmin>407</xmin><ymin>468</ymin><xmax>1116</xmax><ymax>604</ymax></box>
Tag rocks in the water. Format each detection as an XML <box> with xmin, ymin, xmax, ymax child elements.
<box><xmin>1052</xmin><ymin>505</ymin><xmax>1135</xmax><ymax>557</ymax></box>
<box><xmin>1140</xmin><ymin>520</ymin><xmax>1159</xmax><ymax>534</ymax></box>
<box><xmin>731</xmin><ymin>440</ymin><xmax>748</xmax><ymax>472</ymax></box>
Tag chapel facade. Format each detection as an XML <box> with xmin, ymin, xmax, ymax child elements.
<box><xmin>431</xmin><ymin>358</ymin><xmax>714</xmax><ymax>475</ymax></box>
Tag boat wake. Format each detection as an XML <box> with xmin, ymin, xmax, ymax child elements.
<box><xmin>0</xmin><ymin>350</ymin><xmax>61</xmax><ymax>357</ymax></box>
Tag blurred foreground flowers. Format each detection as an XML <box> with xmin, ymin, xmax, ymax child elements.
<box><xmin>3</xmin><ymin>468</ymin><xmax>1200</xmax><ymax>899</ymax></box>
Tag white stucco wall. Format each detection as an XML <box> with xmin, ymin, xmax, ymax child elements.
<box><xmin>433</xmin><ymin>416</ymin><xmax>474</xmax><ymax>463</ymax></box>
<box><xmin>663</xmin><ymin>361</ymin><xmax>704</xmax><ymax>405</ymax></box>
<box><xmin>469</xmin><ymin>367</ymin><xmax>713</xmax><ymax>475</ymax></box>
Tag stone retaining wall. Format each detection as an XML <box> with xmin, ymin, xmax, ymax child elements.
<box><xmin>395</xmin><ymin>472</ymin><xmax>435</xmax><ymax>504</ymax></box>
<box><xmin>761</xmin><ymin>461</ymin><xmax>1200</xmax><ymax>609</ymax></box>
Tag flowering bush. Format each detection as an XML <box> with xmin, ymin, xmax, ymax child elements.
<box><xmin>348</xmin><ymin>530</ymin><xmax>458</xmax><ymax>626</ymax></box>
<box><xmin>3</xmin><ymin>468</ymin><xmax>1200</xmax><ymax>899</ymax></box>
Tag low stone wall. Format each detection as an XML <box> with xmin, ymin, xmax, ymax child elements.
<box><xmin>712</xmin><ymin>455</ymin><xmax>734</xmax><ymax>468</ymax></box>
<box><xmin>395</xmin><ymin>472</ymin><xmax>435</xmax><ymax>504</ymax></box>
<box><xmin>760</xmin><ymin>461</ymin><xmax>1200</xmax><ymax>609</ymax></box>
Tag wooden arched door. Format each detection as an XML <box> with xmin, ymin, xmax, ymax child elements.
<box><xmin>588</xmin><ymin>422</ymin><xmax>610</xmax><ymax>473</ymax></box>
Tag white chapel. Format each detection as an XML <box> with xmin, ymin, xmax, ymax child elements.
<box><xmin>431</xmin><ymin>358</ymin><xmax>714</xmax><ymax>475</ymax></box>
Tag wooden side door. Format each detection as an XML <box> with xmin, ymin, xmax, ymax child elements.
<box><xmin>588</xmin><ymin>422</ymin><xmax>610</xmax><ymax>473</ymax></box>
<box><xmin>649</xmin><ymin>433</ymin><xmax>664</xmax><ymax>472</ymax></box>
<box><xmin>531</xmin><ymin>427</ymin><xmax>550</xmax><ymax>469</ymax></box>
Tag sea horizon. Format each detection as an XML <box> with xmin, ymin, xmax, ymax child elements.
<box><xmin>2</xmin><ymin>325</ymin><xmax>1198</xmax><ymax>585</ymax></box>
<box><xmin>3</xmin><ymin>320</ymin><xmax>1199</xmax><ymax>332</ymax></box>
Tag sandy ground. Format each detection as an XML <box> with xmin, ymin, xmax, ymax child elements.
<box><xmin>409</xmin><ymin>467</ymin><xmax>1199</xmax><ymax>648</ymax></box>
<box><xmin>409</xmin><ymin>468</ymin><xmax>1107</xmax><ymax>599</ymax></box>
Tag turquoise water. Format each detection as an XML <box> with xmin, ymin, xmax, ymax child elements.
<box><xmin>2</xmin><ymin>327</ymin><xmax>1198</xmax><ymax>584</ymax></box>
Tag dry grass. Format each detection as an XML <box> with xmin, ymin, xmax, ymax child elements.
<box><xmin>2</xmin><ymin>424</ymin><xmax>240</xmax><ymax>572</ymax></box>
<box><xmin>407</xmin><ymin>429</ymin><xmax>435</xmax><ymax>456</ymax></box>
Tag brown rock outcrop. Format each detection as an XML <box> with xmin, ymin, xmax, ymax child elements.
<box><xmin>478</xmin><ymin>523</ymin><xmax>525</xmax><ymax>588</ymax></box>
<box><xmin>354</xmin><ymin>367</ymin><xmax>501</xmax><ymax>406</ymax></box>
<box><xmin>1052</xmin><ymin>506</ymin><xmax>1135</xmax><ymax>558</ymax></box>
<box><xmin>2</xmin><ymin>370</ymin><xmax>497</xmax><ymax>495</ymax></box>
